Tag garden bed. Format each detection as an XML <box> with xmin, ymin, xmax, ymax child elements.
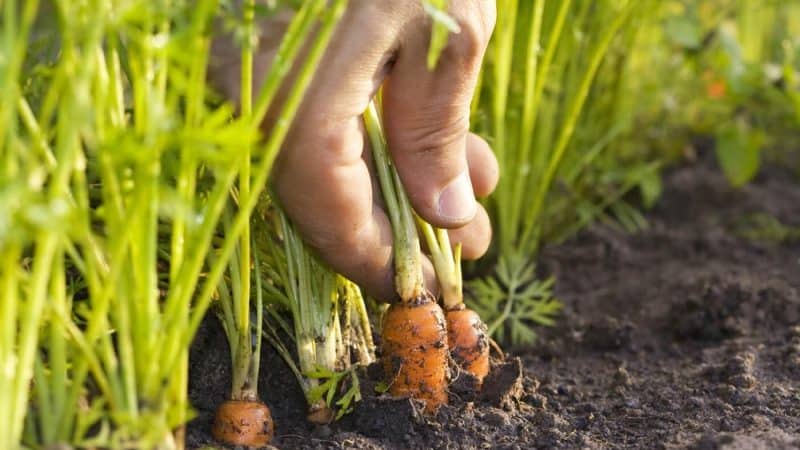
<box><xmin>187</xmin><ymin>156</ymin><xmax>800</xmax><ymax>449</ymax></box>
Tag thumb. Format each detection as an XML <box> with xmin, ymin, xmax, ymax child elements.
<box><xmin>382</xmin><ymin>1</ymin><xmax>494</xmax><ymax>228</ymax></box>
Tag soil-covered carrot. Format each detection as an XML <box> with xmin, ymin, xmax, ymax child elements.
<box><xmin>417</xmin><ymin>220</ymin><xmax>490</xmax><ymax>386</ymax></box>
<box><xmin>445</xmin><ymin>304</ymin><xmax>490</xmax><ymax>383</ymax></box>
<box><xmin>381</xmin><ymin>292</ymin><xmax>449</xmax><ymax>409</ymax></box>
<box><xmin>212</xmin><ymin>397</ymin><xmax>274</xmax><ymax>447</ymax></box>
<box><xmin>364</xmin><ymin>102</ymin><xmax>449</xmax><ymax>412</ymax></box>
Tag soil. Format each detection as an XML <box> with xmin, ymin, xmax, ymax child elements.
<box><xmin>186</xmin><ymin>158</ymin><xmax>800</xmax><ymax>449</ymax></box>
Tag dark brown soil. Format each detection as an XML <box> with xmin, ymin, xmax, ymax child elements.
<box><xmin>187</xmin><ymin>159</ymin><xmax>800</xmax><ymax>449</ymax></box>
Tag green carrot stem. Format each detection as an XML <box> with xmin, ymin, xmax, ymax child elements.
<box><xmin>364</xmin><ymin>102</ymin><xmax>424</xmax><ymax>301</ymax></box>
<box><xmin>521</xmin><ymin>2</ymin><xmax>636</xmax><ymax>249</ymax></box>
<box><xmin>238</xmin><ymin>0</ymin><xmax>255</xmax><ymax>353</ymax></box>
<box><xmin>416</xmin><ymin>217</ymin><xmax>463</xmax><ymax>310</ymax></box>
<box><xmin>158</xmin><ymin>0</ymin><xmax>346</xmax><ymax>387</ymax></box>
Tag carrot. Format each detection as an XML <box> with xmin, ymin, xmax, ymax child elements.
<box><xmin>445</xmin><ymin>305</ymin><xmax>490</xmax><ymax>384</ymax></box>
<box><xmin>382</xmin><ymin>293</ymin><xmax>449</xmax><ymax>410</ymax></box>
<box><xmin>417</xmin><ymin>221</ymin><xmax>491</xmax><ymax>386</ymax></box>
<box><xmin>212</xmin><ymin>399</ymin><xmax>274</xmax><ymax>448</ymax></box>
<box><xmin>365</xmin><ymin>102</ymin><xmax>449</xmax><ymax>412</ymax></box>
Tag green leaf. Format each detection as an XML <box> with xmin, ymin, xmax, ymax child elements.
<box><xmin>664</xmin><ymin>14</ymin><xmax>702</xmax><ymax>49</ymax></box>
<box><xmin>714</xmin><ymin>122</ymin><xmax>764</xmax><ymax>187</ymax></box>
<box><xmin>334</xmin><ymin>372</ymin><xmax>361</xmax><ymax>420</ymax></box>
<box><xmin>467</xmin><ymin>255</ymin><xmax>560</xmax><ymax>345</ymax></box>
<box><xmin>638</xmin><ymin>171</ymin><xmax>662</xmax><ymax>209</ymax></box>
<box><xmin>374</xmin><ymin>380</ymin><xmax>390</xmax><ymax>394</ymax></box>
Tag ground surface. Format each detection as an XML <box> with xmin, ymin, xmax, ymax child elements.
<box><xmin>187</xmin><ymin>159</ymin><xmax>800</xmax><ymax>449</ymax></box>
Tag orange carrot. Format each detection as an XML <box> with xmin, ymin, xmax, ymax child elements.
<box><xmin>445</xmin><ymin>305</ymin><xmax>490</xmax><ymax>385</ymax></box>
<box><xmin>382</xmin><ymin>293</ymin><xmax>449</xmax><ymax>411</ymax></box>
<box><xmin>212</xmin><ymin>399</ymin><xmax>274</xmax><ymax>448</ymax></box>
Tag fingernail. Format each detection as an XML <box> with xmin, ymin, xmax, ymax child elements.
<box><xmin>437</xmin><ymin>172</ymin><xmax>476</xmax><ymax>223</ymax></box>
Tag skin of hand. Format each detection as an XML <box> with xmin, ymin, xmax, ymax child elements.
<box><xmin>210</xmin><ymin>0</ymin><xmax>498</xmax><ymax>301</ymax></box>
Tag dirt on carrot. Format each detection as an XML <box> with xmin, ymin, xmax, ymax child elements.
<box><xmin>187</xmin><ymin>156</ymin><xmax>800</xmax><ymax>449</ymax></box>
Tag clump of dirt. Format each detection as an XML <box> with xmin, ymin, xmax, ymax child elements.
<box><xmin>187</xmin><ymin>160</ymin><xmax>800</xmax><ymax>449</ymax></box>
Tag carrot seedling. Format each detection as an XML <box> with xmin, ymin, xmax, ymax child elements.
<box><xmin>209</xmin><ymin>1</ymin><xmax>274</xmax><ymax>446</ymax></box>
<box><xmin>416</xmin><ymin>219</ymin><xmax>490</xmax><ymax>386</ymax></box>
<box><xmin>364</xmin><ymin>101</ymin><xmax>449</xmax><ymax>412</ymax></box>
<box><xmin>210</xmin><ymin>208</ymin><xmax>273</xmax><ymax>447</ymax></box>
<box><xmin>469</xmin><ymin>0</ymin><xmax>642</xmax><ymax>345</ymax></box>
<box><xmin>257</xmin><ymin>205</ymin><xmax>375</xmax><ymax>423</ymax></box>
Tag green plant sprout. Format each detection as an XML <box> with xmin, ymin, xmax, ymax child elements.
<box><xmin>258</xmin><ymin>206</ymin><xmax>375</xmax><ymax>423</ymax></box>
<box><xmin>416</xmin><ymin>218</ymin><xmax>492</xmax><ymax>385</ymax></box>
<box><xmin>734</xmin><ymin>213</ymin><xmax>800</xmax><ymax>245</ymax></box>
<box><xmin>208</xmin><ymin>0</ymin><xmax>273</xmax><ymax>446</ymax></box>
<box><xmin>469</xmin><ymin>255</ymin><xmax>561</xmax><ymax>345</ymax></box>
<box><xmin>470</xmin><ymin>0</ymin><xmax>643</xmax><ymax>345</ymax></box>
<box><xmin>1</xmin><ymin>0</ymin><xmax>345</xmax><ymax>448</ymax></box>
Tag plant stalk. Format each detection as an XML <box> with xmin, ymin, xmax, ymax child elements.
<box><xmin>364</xmin><ymin>102</ymin><xmax>424</xmax><ymax>301</ymax></box>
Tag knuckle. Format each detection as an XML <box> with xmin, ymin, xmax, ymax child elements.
<box><xmin>401</xmin><ymin>112</ymin><xmax>469</xmax><ymax>156</ymax></box>
<box><xmin>445</xmin><ymin>19</ymin><xmax>485</xmax><ymax>65</ymax></box>
<box><xmin>471</xmin><ymin>227</ymin><xmax>492</xmax><ymax>258</ymax></box>
<box><xmin>454</xmin><ymin>208</ymin><xmax>492</xmax><ymax>259</ymax></box>
<box><xmin>442</xmin><ymin>2</ymin><xmax>494</xmax><ymax>65</ymax></box>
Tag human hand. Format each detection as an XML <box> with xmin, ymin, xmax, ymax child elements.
<box><xmin>211</xmin><ymin>1</ymin><xmax>497</xmax><ymax>301</ymax></box>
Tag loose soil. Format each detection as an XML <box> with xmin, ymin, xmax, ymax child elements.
<box><xmin>187</xmin><ymin>158</ymin><xmax>800</xmax><ymax>449</ymax></box>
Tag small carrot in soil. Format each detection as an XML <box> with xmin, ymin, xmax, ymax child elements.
<box><xmin>381</xmin><ymin>291</ymin><xmax>450</xmax><ymax>409</ymax></box>
<box><xmin>211</xmin><ymin>276</ymin><xmax>275</xmax><ymax>447</ymax></box>
<box><xmin>364</xmin><ymin>101</ymin><xmax>449</xmax><ymax>412</ymax></box>
<box><xmin>212</xmin><ymin>396</ymin><xmax>274</xmax><ymax>447</ymax></box>
<box><xmin>417</xmin><ymin>220</ymin><xmax>490</xmax><ymax>386</ymax></box>
<box><xmin>445</xmin><ymin>304</ymin><xmax>490</xmax><ymax>384</ymax></box>
<box><xmin>211</xmin><ymin>225</ymin><xmax>274</xmax><ymax>448</ymax></box>
<box><xmin>211</xmin><ymin>0</ymin><xmax>274</xmax><ymax>445</ymax></box>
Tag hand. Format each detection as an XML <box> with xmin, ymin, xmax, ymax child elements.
<box><xmin>211</xmin><ymin>1</ymin><xmax>498</xmax><ymax>300</ymax></box>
